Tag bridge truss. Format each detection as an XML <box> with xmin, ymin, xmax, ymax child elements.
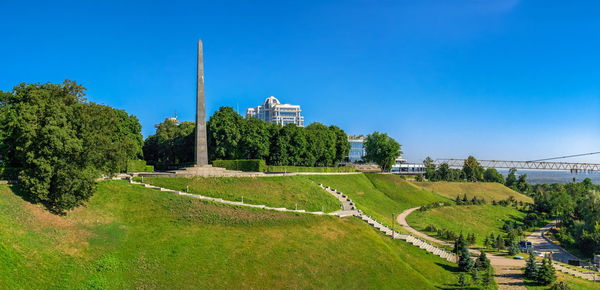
<box><xmin>435</xmin><ymin>159</ymin><xmax>600</xmax><ymax>173</ymax></box>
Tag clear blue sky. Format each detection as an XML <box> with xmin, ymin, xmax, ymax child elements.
<box><xmin>1</xmin><ymin>0</ymin><xmax>599</xmax><ymax>163</ymax></box>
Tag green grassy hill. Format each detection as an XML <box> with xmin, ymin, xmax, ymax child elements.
<box><xmin>0</xmin><ymin>181</ymin><xmax>461</xmax><ymax>289</ymax></box>
<box><xmin>306</xmin><ymin>174</ymin><xmax>451</xmax><ymax>227</ymax></box>
<box><xmin>136</xmin><ymin>176</ymin><xmax>340</xmax><ymax>212</ymax></box>
<box><xmin>406</xmin><ymin>204</ymin><xmax>526</xmax><ymax>246</ymax></box>
<box><xmin>413</xmin><ymin>181</ymin><xmax>533</xmax><ymax>203</ymax></box>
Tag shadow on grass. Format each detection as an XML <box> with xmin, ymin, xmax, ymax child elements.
<box><xmin>436</xmin><ymin>262</ymin><xmax>461</xmax><ymax>273</ymax></box>
<box><xmin>9</xmin><ymin>184</ymin><xmax>66</xmax><ymax>215</ymax></box>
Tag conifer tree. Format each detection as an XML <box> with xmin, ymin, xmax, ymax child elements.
<box><xmin>458</xmin><ymin>272</ymin><xmax>468</xmax><ymax>288</ymax></box>
<box><xmin>475</xmin><ymin>252</ymin><xmax>491</xmax><ymax>271</ymax></box>
<box><xmin>484</xmin><ymin>236</ymin><xmax>490</xmax><ymax>248</ymax></box>
<box><xmin>454</xmin><ymin>233</ymin><xmax>465</xmax><ymax>254</ymax></box>
<box><xmin>524</xmin><ymin>249</ymin><xmax>539</xmax><ymax>279</ymax></box>
<box><xmin>537</xmin><ymin>257</ymin><xmax>556</xmax><ymax>285</ymax></box>
<box><xmin>458</xmin><ymin>240</ymin><xmax>475</xmax><ymax>272</ymax></box>
<box><xmin>496</xmin><ymin>235</ymin><xmax>506</xmax><ymax>250</ymax></box>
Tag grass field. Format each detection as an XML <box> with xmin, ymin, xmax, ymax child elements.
<box><xmin>406</xmin><ymin>204</ymin><xmax>526</xmax><ymax>246</ymax></box>
<box><xmin>0</xmin><ymin>181</ymin><xmax>462</xmax><ymax>289</ymax></box>
<box><xmin>413</xmin><ymin>181</ymin><xmax>533</xmax><ymax>203</ymax></box>
<box><xmin>135</xmin><ymin>176</ymin><xmax>340</xmax><ymax>212</ymax></box>
<box><xmin>306</xmin><ymin>174</ymin><xmax>451</xmax><ymax>227</ymax></box>
<box><xmin>525</xmin><ymin>272</ymin><xmax>600</xmax><ymax>289</ymax></box>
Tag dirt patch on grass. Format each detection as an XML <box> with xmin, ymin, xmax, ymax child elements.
<box><xmin>22</xmin><ymin>202</ymin><xmax>92</xmax><ymax>257</ymax></box>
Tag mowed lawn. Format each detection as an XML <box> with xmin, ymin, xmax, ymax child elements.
<box><xmin>406</xmin><ymin>204</ymin><xmax>526</xmax><ymax>246</ymax></box>
<box><xmin>413</xmin><ymin>181</ymin><xmax>533</xmax><ymax>203</ymax></box>
<box><xmin>136</xmin><ymin>176</ymin><xmax>340</xmax><ymax>212</ymax></box>
<box><xmin>0</xmin><ymin>181</ymin><xmax>461</xmax><ymax>289</ymax></box>
<box><xmin>306</xmin><ymin>174</ymin><xmax>451</xmax><ymax>227</ymax></box>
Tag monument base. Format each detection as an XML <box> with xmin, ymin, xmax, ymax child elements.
<box><xmin>134</xmin><ymin>165</ymin><xmax>266</xmax><ymax>178</ymax></box>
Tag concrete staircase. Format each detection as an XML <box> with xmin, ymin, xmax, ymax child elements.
<box><xmin>317</xmin><ymin>184</ymin><xmax>458</xmax><ymax>263</ymax></box>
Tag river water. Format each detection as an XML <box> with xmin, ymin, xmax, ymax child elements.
<box><xmin>498</xmin><ymin>169</ymin><xmax>600</xmax><ymax>185</ymax></box>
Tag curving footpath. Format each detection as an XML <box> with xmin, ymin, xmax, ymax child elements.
<box><xmin>398</xmin><ymin>207</ymin><xmax>526</xmax><ymax>289</ymax></box>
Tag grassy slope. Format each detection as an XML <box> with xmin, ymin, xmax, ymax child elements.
<box><xmin>406</xmin><ymin>204</ymin><xmax>526</xmax><ymax>246</ymax></box>
<box><xmin>413</xmin><ymin>181</ymin><xmax>533</xmax><ymax>203</ymax></box>
<box><xmin>306</xmin><ymin>174</ymin><xmax>451</xmax><ymax>227</ymax></box>
<box><xmin>525</xmin><ymin>272</ymin><xmax>600</xmax><ymax>289</ymax></box>
<box><xmin>0</xmin><ymin>181</ymin><xmax>460</xmax><ymax>289</ymax></box>
<box><xmin>136</xmin><ymin>176</ymin><xmax>340</xmax><ymax>212</ymax></box>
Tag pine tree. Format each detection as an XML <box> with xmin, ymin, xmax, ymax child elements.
<box><xmin>454</xmin><ymin>233</ymin><xmax>465</xmax><ymax>255</ymax></box>
<box><xmin>462</xmin><ymin>194</ymin><xmax>468</xmax><ymax>203</ymax></box>
<box><xmin>536</xmin><ymin>257</ymin><xmax>556</xmax><ymax>285</ymax></box>
<box><xmin>508</xmin><ymin>242</ymin><xmax>520</xmax><ymax>255</ymax></box>
<box><xmin>524</xmin><ymin>249</ymin><xmax>539</xmax><ymax>279</ymax></box>
<box><xmin>482</xmin><ymin>267</ymin><xmax>493</xmax><ymax>288</ymax></box>
<box><xmin>496</xmin><ymin>235</ymin><xmax>506</xmax><ymax>250</ymax></box>
<box><xmin>549</xmin><ymin>281</ymin><xmax>571</xmax><ymax>290</ymax></box>
<box><xmin>467</xmin><ymin>233</ymin><xmax>476</xmax><ymax>245</ymax></box>
<box><xmin>475</xmin><ymin>252</ymin><xmax>491</xmax><ymax>271</ymax></box>
<box><xmin>484</xmin><ymin>236</ymin><xmax>490</xmax><ymax>248</ymax></box>
<box><xmin>458</xmin><ymin>240</ymin><xmax>475</xmax><ymax>272</ymax></box>
<box><xmin>455</xmin><ymin>195</ymin><xmax>461</xmax><ymax>204</ymax></box>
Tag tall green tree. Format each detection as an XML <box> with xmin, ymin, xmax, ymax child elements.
<box><xmin>207</xmin><ymin>106</ymin><xmax>243</xmax><ymax>161</ymax></box>
<box><xmin>305</xmin><ymin>123</ymin><xmax>336</xmax><ymax>166</ymax></box>
<box><xmin>524</xmin><ymin>249</ymin><xmax>539</xmax><ymax>279</ymax></box>
<box><xmin>536</xmin><ymin>257</ymin><xmax>556</xmax><ymax>285</ymax></box>
<box><xmin>363</xmin><ymin>132</ymin><xmax>402</xmax><ymax>171</ymax></box>
<box><xmin>423</xmin><ymin>157</ymin><xmax>437</xmax><ymax>181</ymax></box>
<box><xmin>0</xmin><ymin>81</ymin><xmax>142</xmax><ymax>211</ymax></box>
<box><xmin>329</xmin><ymin>125</ymin><xmax>351</xmax><ymax>164</ymax></box>
<box><xmin>269</xmin><ymin>124</ymin><xmax>307</xmax><ymax>166</ymax></box>
<box><xmin>483</xmin><ymin>168</ymin><xmax>505</xmax><ymax>183</ymax></box>
<box><xmin>505</xmin><ymin>168</ymin><xmax>518</xmax><ymax>188</ymax></box>
<box><xmin>462</xmin><ymin>156</ymin><xmax>484</xmax><ymax>182</ymax></box>
<box><xmin>238</xmin><ymin>117</ymin><xmax>270</xmax><ymax>160</ymax></box>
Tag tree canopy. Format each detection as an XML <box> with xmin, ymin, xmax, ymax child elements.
<box><xmin>143</xmin><ymin>106</ymin><xmax>351</xmax><ymax>168</ymax></box>
<box><xmin>363</xmin><ymin>132</ymin><xmax>402</xmax><ymax>171</ymax></box>
<box><xmin>0</xmin><ymin>81</ymin><xmax>143</xmax><ymax>211</ymax></box>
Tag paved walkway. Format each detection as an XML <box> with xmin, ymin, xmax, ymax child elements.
<box><xmin>397</xmin><ymin>207</ymin><xmax>526</xmax><ymax>289</ymax></box>
<box><xmin>526</xmin><ymin>221</ymin><xmax>600</xmax><ymax>281</ymax></box>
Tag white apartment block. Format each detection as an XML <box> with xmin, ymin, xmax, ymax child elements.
<box><xmin>246</xmin><ymin>96</ymin><xmax>304</xmax><ymax>127</ymax></box>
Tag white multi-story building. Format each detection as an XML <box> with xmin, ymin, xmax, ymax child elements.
<box><xmin>246</xmin><ymin>96</ymin><xmax>304</xmax><ymax>127</ymax></box>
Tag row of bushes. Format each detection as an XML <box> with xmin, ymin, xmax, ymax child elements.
<box><xmin>126</xmin><ymin>160</ymin><xmax>154</xmax><ymax>172</ymax></box>
<box><xmin>211</xmin><ymin>159</ymin><xmax>356</xmax><ymax>173</ymax></box>
<box><xmin>212</xmin><ymin>159</ymin><xmax>268</xmax><ymax>172</ymax></box>
<box><xmin>266</xmin><ymin>165</ymin><xmax>356</xmax><ymax>173</ymax></box>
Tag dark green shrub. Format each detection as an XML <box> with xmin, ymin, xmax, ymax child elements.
<box><xmin>212</xmin><ymin>159</ymin><xmax>267</xmax><ymax>172</ymax></box>
<box><xmin>126</xmin><ymin>160</ymin><xmax>153</xmax><ymax>172</ymax></box>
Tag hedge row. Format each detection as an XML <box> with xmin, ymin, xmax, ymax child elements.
<box><xmin>127</xmin><ymin>160</ymin><xmax>154</xmax><ymax>172</ymax></box>
<box><xmin>266</xmin><ymin>166</ymin><xmax>356</xmax><ymax>173</ymax></box>
<box><xmin>212</xmin><ymin>159</ymin><xmax>267</xmax><ymax>172</ymax></box>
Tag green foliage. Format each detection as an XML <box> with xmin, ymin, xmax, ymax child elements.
<box><xmin>363</xmin><ymin>132</ymin><xmax>402</xmax><ymax>171</ymax></box>
<box><xmin>505</xmin><ymin>168</ymin><xmax>517</xmax><ymax>188</ymax></box>
<box><xmin>457</xmin><ymin>272</ymin><xmax>468</xmax><ymax>288</ymax></box>
<box><xmin>126</xmin><ymin>160</ymin><xmax>153</xmax><ymax>172</ymax></box>
<box><xmin>143</xmin><ymin>119</ymin><xmax>195</xmax><ymax>166</ymax></box>
<box><xmin>462</xmin><ymin>156</ymin><xmax>484</xmax><ymax>182</ymax></box>
<box><xmin>475</xmin><ymin>252</ymin><xmax>491</xmax><ymax>271</ymax></box>
<box><xmin>457</xmin><ymin>235</ymin><xmax>474</xmax><ymax>272</ymax></box>
<box><xmin>305</xmin><ymin>123</ymin><xmax>337</xmax><ymax>166</ymax></box>
<box><xmin>143</xmin><ymin>107</ymin><xmax>351</xmax><ymax>168</ymax></box>
<box><xmin>483</xmin><ymin>168</ymin><xmax>505</xmax><ymax>183</ymax></box>
<box><xmin>208</xmin><ymin>106</ymin><xmax>243</xmax><ymax>160</ymax></box>
<box><xmin>537</xmin><ymin>257</ymin><xmax>557</xmax><ymax>285</ymax></box>
<box><xmin>0</xmin><ymin>81</ymin><xmax>142</xmax><ymax>211</ymax></box>
<box><xmin>212</xmin><ymin>159</ymin><xmax>267</xmax><ymax>172</ymax></box>
<box><xmin>330</xmin><ymin>125</ymin><xmax>351</xmax><ymax>163</ymax></box>
<box><xmin>265</xmin><ymin>166</ymin><xmax>356</xmax><ymax>173</ymax></box>
<box><xmin>549</xmin><ymin>281</ymin><xmax>572</xmax><ymax>290</ymax></box>
<box><xmin>524</xmin><ymin>249</ymin><xmax>539</xmax><ymax>279</ymax></box>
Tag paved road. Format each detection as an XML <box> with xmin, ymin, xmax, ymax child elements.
<box><xmin>526</xmin><ymin>220</ymin><xmax>580</xmax><ymax>263</ymax></box>
<box><xmin>398</xmin><ymin>207</ymin><xmax>526</xmax><ymax>289</ymax></box>
<box><xmin>526</xmin><ymin>221</ymin><xmax>600</xmax><ymax>281</ymax></box>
